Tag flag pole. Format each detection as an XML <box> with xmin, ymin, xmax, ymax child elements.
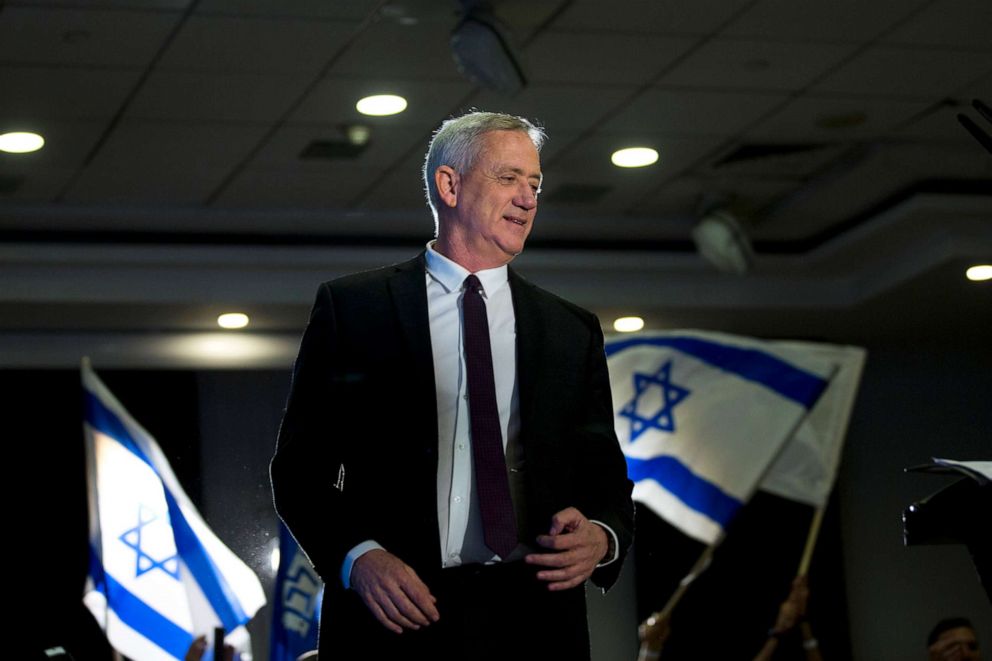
<box><xmin>637</xmin><ymin>535</ymin><xmax>722</xmax><ymax>660</ymax></box>
<box><xmin>797</xmin><ymin>505</ymin><xmax>825</xmax><ymax>576</ymax></box>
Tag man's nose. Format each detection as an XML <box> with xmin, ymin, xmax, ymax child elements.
<box><xmin>515</xmin><ymin>185</ymin><xmax>537</xmax><ymax>210</ymax></box>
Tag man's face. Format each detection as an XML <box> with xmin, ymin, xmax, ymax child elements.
<box><xmin>447</xmin><ymin>130</ymin><xmax>542</xmax><ymax>267</ymax></box>
<box><xmin>929</xmin><ymin>626</ymin><xmax>981</xmax><ymax>661</ymax></box>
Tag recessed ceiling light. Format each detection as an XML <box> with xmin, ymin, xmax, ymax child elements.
<box><xmin>0</xmin><ymin>132</ymin><xmax>45</xmax><ymax>154</ymax></box>
<box><xmin>613</xmin><ymin>316</ymin><xmax>645</xmax><ymax>333</ymax></box>
<box><xmin>966</xmin><ymin>264</ymin><xmax>992</xmax><ymax>281</ymax></box>
<box><xmin>611</xmin><ymin>147</ymin><xmax>658</xmax><ymax>168</ymax></box>
<box><xmin>217</xmin><ymin>312</ymin><xmax>249</xmax><ymax>329</ymax></box>
<box><xmin>356</xmin><ymin>94</ymin><xmax>408</xmax><ymax>116</ymax></box>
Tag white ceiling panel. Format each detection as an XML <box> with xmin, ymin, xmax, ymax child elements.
<box><xmin>658</xmin><ymin>38</ymin><xmax>858</xmax><ymax>91</ymax></box>
<box><xmin>214</xmin><ymin>165</ymin><xmax>384</xmax><ymax>210</ymax></box>
<box><xmin>745</xmin><ymin>95</ymin><xmax>934</xmax><ymax>141</ymax></box>
<box><xmin>469</xmin><ymin>84</ymin><xmax>637</xmax><ymax>133</ymax></box>
<box><xmin>244</xmin><ymin>124</ymin><xmax>427</xmax><ymax>172</ymax></box>
<box><xmin>357</xmin><ymin>158</ymin><xmax>430</xmax><ymax>213</ymax></box>
<box><xmin>65</xmin><ymin>165</ymin><xmax>241</xmax><ymax>204</ymax></box>
<box><xmin>158</xmin><ymin>15</ymin><xmax>358</xmax><ymax>75</ymax></box>
<box><xmin>0</xmin><ymin>65</ymin><xmax>140</xmax><ymax>121</ymax></box>
<box><xmin>327</xmin><ymin>18</ymin><xmax>463</xmax><ymax>80</ymax></box>
<box><xmin>812</xmin><ymin>46</ymin><xmax>992</xmax><ymax>99</ymax></box>
<box><xmin>290</xmin><ymin>76</ymin><xmax>474</xmax><ymax>127</ymax></box>
<box><xmin>0</xmin><ymin>6</ymin><xmax>183</xmax><ymax>67</ymax></box>
<box><xmin>524</xmin><ymin>31</ymin><xmax>697</xmax><ymax>85</ymax></box>
<box><xmin>603</xmin><ymin>88</ymin><xmax>787</xmax><ymax>137</ymax></box>
<box><xmin>195</xmin><ymin>0</ymin><xmax>381</xmax><ymax>20</ymax></box>
<box><xmin>556</xmin><ymin>0</ymin><xmax>753</xmax><ymax>35</ymax></box>
<box><xmin>883</xmin><ymin>0</ymin><xmax>992</xmax><ymax>51</ymax></box>
<box><xmin>723</xmin><ymin>0</ymin><xmax>930</xmax><ymax>42</ymax></box>
<box><xmin>127</xmin><ymin>71</ymin><xmax>312</xmax><ymax>122</ymax></box>
<box><xmin>12</xmin><ymin>0</ymin><xmax>190</xmax><ymax>8</ymax></box>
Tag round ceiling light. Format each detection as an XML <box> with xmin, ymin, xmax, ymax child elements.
<box><xmin>965</xmin><ymin>264</ymin><xmax>992</xmax><ymax>282</ymax></box>
<box><xmin>217</xmin><ymin>312</ymin><xmax>250</xmax><ymax>329</ymax></box>
<box><xmin>356</xmin><ymin>94</ymin><xmax>408</xmax><ymax>116</ymax></box>
<box><xmin>613</xmin><ymin>316</ymin><xmax>645</xmax><ymax>333</ymax></box>
<box><xmin>0</xmin><ymin>131</ymin><xmax>45</xmax><ymax>154</ymax></box>
<box><xmin>611</xmin><ymin>147</ymin><xmax>658</xmax><ymax>168</ymax></box>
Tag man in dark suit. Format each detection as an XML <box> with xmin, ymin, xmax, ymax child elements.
<box><xmin>271</xmin><ymin>111</ymin><xmax>634</xmax><ymax>660</ymax></box>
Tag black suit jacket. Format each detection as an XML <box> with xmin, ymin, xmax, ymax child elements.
<box><xmin>271</xmin><ymin>253</ymin><xmax>634</xmax><ymax>636</ymax></box>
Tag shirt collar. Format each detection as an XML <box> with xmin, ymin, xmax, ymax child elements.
<box><xmin>425</xmin><ymin>241</ymin><xmax>509</xmax><ymax>297</ymax></box>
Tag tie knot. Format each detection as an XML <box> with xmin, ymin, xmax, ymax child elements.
<box><xmin>464</xmin><ymin>274</ymin><xmax>483</xmax><ymax>294</ymax></box>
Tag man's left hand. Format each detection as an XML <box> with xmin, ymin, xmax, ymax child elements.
<box><xmin>524</xmin><ymin>507</ymin><xmax>608</xmax><ymax>591</ymax></box>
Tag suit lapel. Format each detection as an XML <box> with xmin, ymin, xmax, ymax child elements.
<box><xmin>387</xmin><ymin>254</ymin><xmax>439</xmax><ymax>438</ymax></box>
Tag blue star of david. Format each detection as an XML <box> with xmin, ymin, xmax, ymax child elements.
<box><xmin>618</xmin><ymin>360</ymin><xmax>691</xmax><ymax>442</ymax></box>
<box><xmin>118</xmin><ymin>504</ymin><xmax>180</xmax><ymax>580</ymax></box>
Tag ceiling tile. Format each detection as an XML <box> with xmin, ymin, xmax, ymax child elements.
<box><xmin>603</xmin><ymin>88</ymin><xmax>787</xmax><ymax>136</ymax></box>
<box><xmin>0</xmin><ymin>65</ymin><xmax>141</xmax><ymax>121</ymax></box>
<box><xmin>745</xmin><ymin>95</ymin><xmax>934</xmax><ymax>141</ymax></box>
<box><xmin>355</xmin><ymin>153</ymin><xmax>430</xmax><ymax>212</ymax></box>
<box><xmin>0</xmin><ymin>6</ymin><xmax>183</xmax><ymax>67</ymax></box>
<box><xmin>723</xmin><ymin>0</ymin><xmax>930</xmax><ymax>42</ymax></box>
<box><xmin>0</xmin><ymin>167</ymin><xmax>78</xmax><ymax>203</ymax></box>
<box><xmin>290</xmin><ymin>77</ymin><xmax>474</xmax><ymax>127</ymax></box>
<box><xmin>13</xmin><ymin>1</ymin><xmax>190</xmax><ymax>8</ymax></box>
<box><xmin>555</xmin><ymin>0</ymin><xmax>753</xmax><ymax>35</ymax></box>
<box><xmin>158</xmin><ymin>15</ymin><xmax>358</xmax><ymax>75</ymax></box>
<box><xmin>469</xmin><ymin>84</ymin><xmax>638</xmax><ymax>132</ymax></box>
<box><xmin>245</xmin><ymin>124</ymin><xmax>427</xmax><ymax>172</ymax></box>
<box><xmin>215</xmin><ymin>165</ymin><xmax>388</xmax><ymax>211</ymax></box>
<box><xmin>812</xmin><ymin>46</ymin><xmax>992</xmax><ymax>99</ymax></box>
<box><xmin>883</xmin><ymin>0</ymin><xmax>992</xmax><ymax>51</ymax></box>
<box><xmin>524</xmin><ymin>31</ymin><xmax>697</xmax><ymax>85</ymax></box>
<box><xmin>195</xmin><ymin>0</ymin><xmax>380</xmax><ymax>20</ymax></box>
<box><xmin>62</xmin><ymin>119</ymin><xmax>270</xmax><ymax>202</ymax></box>
<box><xmin>327</xmin><ymin>17</ymin><xmax>463</xmax><ymax>80</ymax></box>
<box><xmin>632</xmin><ymin>174</ymin><xmax>800</xmax><ymax>219</ymax></box>
<box><xmin>658</xmin><ymin>38</ymin><xmax>858</xmax><ymax>91</ymax></box>
<box><xmin>127</xmin><ymin>71</ymin><xmax>311</xmax><ymax>122</ymax></box>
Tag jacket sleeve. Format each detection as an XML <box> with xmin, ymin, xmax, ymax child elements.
<box><xmin>578</xmin><ymin>319</ymin><xmax>635</xmax><ymax>591</ymax></box>
<box><xmin>270</xmin><ymin>283</ymin><xmax>374</xmax><ymax>583</ymax></box>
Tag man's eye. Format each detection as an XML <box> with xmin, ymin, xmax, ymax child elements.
<box><xmin>499</xmin><ymin>175</ymin><xmax>515</xmax><ymax>184</ymax></box>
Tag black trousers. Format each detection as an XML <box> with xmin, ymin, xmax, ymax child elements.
<box><xmin>320</xmin><ymin>561</ymin><xmax>591</xmax><ymax>661</ymax></box>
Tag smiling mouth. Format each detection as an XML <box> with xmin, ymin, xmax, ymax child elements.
<box><xmin>505</xmin><ymin>216</ymin><xmax>527</xmax><ymax>226</ymax></box>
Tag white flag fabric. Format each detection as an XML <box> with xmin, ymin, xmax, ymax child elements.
<box><xmin>606</xmin><ymin>331</ymin><xmax>861</xmax><ymax>543</ymax></box>
<box><xmin>82</xmin><ymin>363</ymin><xmax>266</xmax><ymax>661</ymax></box>
<box><xmin>758</xmin><ymin>342</ymin><xmax>866</xmax><ymax>506</ymax></box>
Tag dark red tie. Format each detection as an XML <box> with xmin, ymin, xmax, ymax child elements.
<box><xmin>462</xmin><ymin>274</ymin><xmax>517</xmax><ymax>558</ymax></box>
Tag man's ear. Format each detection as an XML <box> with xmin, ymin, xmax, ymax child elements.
<box><xmin>435</xmin><ymin>166</ymin><xmax>458</xmax><ymax>208</ymax></box>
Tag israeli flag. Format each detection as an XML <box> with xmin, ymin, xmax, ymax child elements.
<box><xmin>270</xmin><ymin>521</ymin><xmax>322</xmax><ymax>661</ymax></box>
<box><xmin>607</xmin><ymin>331</ymin><xmax>846</xmax><ymax>543</ymax></box>
<box><xmin>82</xmin><ymin>362</ymin><xmax>266</xmax><ymax>661</ymax></box>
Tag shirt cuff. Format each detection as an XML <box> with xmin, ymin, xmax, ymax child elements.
<box><xmin>589</xmin><ymin>520</ymin><xmax>619</xmax><ymax>567</ymax></box>
<box><xmin>341</xmin><ymin>540</ymin><xmax>385</xmax><ymax>589</ymax></box>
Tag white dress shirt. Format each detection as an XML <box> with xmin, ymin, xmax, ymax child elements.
<box><xmin>340</xmin><ymin>243</ymin><xmax>617</xmax><ymax>587</ymax></box>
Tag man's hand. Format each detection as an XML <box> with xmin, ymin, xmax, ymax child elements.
<box><xmin>524</xmin><ymin>507</ymin><xmax>609</xmax><ymax>591</ymax></box>
<box><xmin>350</xmin><ymin>549</ymin><xmax>440</xmax><ymax>634</ymax></box>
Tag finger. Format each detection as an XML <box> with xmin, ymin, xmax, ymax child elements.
<box><xmin>525</xmin><ymin>549</ymin><xmax>577</xmax><ymax>568</ymax></box>
<box><xmin>366</xmin><ymin>599</ymin><xmax>405</xmax><ymax>634</ymax></box>
<box><xmin>548</xmin><ymin>508</ymin><xmax>582</xmax><ymax>535</ymax></box>
<box><xmin>535</xmin><ymin>532</ymin><xmax>580</xmax><ymax>550</ymax></box>
<box><xmin>376</xmin><ymin>590</ymin><xmax>424</xmax><ymax>630</ymax></box>
<box><xmin>399</xmin><ymin>581</ymin><xmax>440</xmax><ymax>623</ymax></box>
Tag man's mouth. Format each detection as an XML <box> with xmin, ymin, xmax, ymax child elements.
<box><xmin>504</xmin><ymin>216</ymin><xmax>527</xmax><ymax>226</ymax></box>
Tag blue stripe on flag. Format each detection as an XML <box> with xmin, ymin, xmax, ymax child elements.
<box><xmin>606</xmin><ymin>336</ymin><xmax>827</xmax><ymax>408</ymax></box>
<box><xmin>164</xmin><ymin>489</ymin><xmax>250</xmax><ymax>629</ymax></box>
<box><xmin>626</xmin><ymin>455</ymin><xmax>743</xmax><ymax>527</ymax></box>
<box><xmin>84</xmin><ymin>390</ymin><xmax>155</xmax><ymax>469</ymax></box>
<box><xmin>88</xmin><ymin>548</ymin><xmax>194</xmax><ymax>659</ymax></box>
<box><xmin>86</xmin><ymin>387</ymin><xmax>251</xmax><ymax>631</ymax></box>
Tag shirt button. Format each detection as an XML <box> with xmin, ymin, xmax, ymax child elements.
<box><xmin>457</xmin><ymin>444</ymin><xmax>465</xmax><ymax>451</ymax></box>
<box><xmin>453</xmin><ymin>496</ymin><xmax>462</xmax><ymax>503</ymax></box>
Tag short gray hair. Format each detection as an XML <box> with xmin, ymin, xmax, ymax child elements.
<box><xmin>422</xmin><ymin>111</ymin><xmax>546</xmax><ymax>227</ymax></box>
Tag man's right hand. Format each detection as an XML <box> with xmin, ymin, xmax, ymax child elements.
<box><xmin>349</xmin><ymin>549</ymin><xmax>440</xmax><ymax>634</ymax></box>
